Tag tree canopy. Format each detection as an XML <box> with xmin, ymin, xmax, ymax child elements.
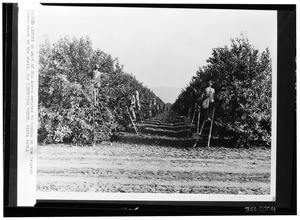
<box><xmin>38</xmin><ymin>36</ymin><xmax>164</xmax><ymax>144</ymax></box>
<box><xmin>172</xmin><ymin>36</ymin><xmax>272</xmax><ymax>147</ymax></box>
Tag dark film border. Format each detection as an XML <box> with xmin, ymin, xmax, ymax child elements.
<box><xmin>3</xmin><ymin>3</ymin><xmax>18</xmax><ymax>208</ymax></box>
<box><xmin>3</xmin><ymin>3</ymin><xmax>296</xmax><ymax>216</ymax></box>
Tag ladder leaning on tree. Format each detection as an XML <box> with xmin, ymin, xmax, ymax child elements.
<box><xmin>193</xmin><ymin>107</ymin><xmax>215</xmax><ymax>148</ymax></box>
<box><xmin>126</xmin><ymin>106</ymin><xmax>140</xmax><ymax>135</ymax></box>
<box><xmin>92</xmin><ymin>89</ymin><xmax>112</xmax><ymax>146</ymax></box>
<box><xmin>190</xmin><ymin>103</ymin><xmax>197</xmax><ymax>125</ymax></box>
<box><xmin>190</xmin><ymin>103</ymin><xmax>201</xmax><ymax>134</ymax></box>
<box><xmin>137</xmin><ymin>108</ymin><xmax>144</xmax><ymax>124</ymax></box>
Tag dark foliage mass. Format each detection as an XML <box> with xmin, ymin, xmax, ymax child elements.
<box><xmin>39</xmin><ymin>35</ymin><xmax>272</xmax><ymax>148</ymax></box>
<box><xmin>38</xmin><ymin>36</ymin><xmax>164</xmax><ymax>144</ymax></box>
<box><xmin>172</xmin><ymin>36</ymin><xmax>272</xmax><ymax>147</ymax></box>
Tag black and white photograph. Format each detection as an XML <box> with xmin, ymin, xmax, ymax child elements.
<box><xmin>33</xmin><ymin>5</ymin><xmax>277</xmax><ymax>201</ymax></box>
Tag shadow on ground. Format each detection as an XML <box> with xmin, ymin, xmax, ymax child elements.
<box><xmin>117</xmin><ymin>133</ymin><xmax>195</xmax><ymax>148</ymax></box>
<box><xmin>117</xmin><ymin>111</ymin><xmax>235</xmax><ymax>148</ymax></box>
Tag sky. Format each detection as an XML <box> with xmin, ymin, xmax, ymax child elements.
<box><xmin>37</xmin><ymin>6</ymin><xmax>276</xmax><ymax>101</ymax></box>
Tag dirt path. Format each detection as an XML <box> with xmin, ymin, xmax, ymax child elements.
<box><xmin>37</xmin><ymin>111</ymin><xmax>271</xmax><ymax>195</ymax></box>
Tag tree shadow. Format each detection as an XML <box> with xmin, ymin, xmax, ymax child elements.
<box><xmin>117</xmin><ymin>134</ymin><xmax>196</xmax><ymax>148</ymax></box>
<box><xmin>140</xmin><ymin>124</ymin><xmax>191</xmax><ymax>132</ymax></box>
<box><xmin>117</xmin><ymin>130</ymin><xmax>232</xmax><ymax>149</ymax></box>
<box><xmin>118</xmin><ymin>112</ymin><xmax>235</xmax><ymax>148</ymax></box>
<box><xmin>141</xmin><ymin>128</ymin><xmax>191</xmax><ymax>138</ymax></box>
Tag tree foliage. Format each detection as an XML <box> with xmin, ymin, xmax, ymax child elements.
<box><xmin>38</xmin><ymin>36</ymin><xmax>164</xmax><ymax>144</ymax></box>
<box><xmin>173</xmin><ymin>36</ymin><xmax>272</xmax><ymax>147</ymax></box>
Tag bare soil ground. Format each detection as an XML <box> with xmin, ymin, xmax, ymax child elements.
<box><xmin>37</xmin><ymin>112</ymin><xmax>271</xmax><ymax>195</ymax></box>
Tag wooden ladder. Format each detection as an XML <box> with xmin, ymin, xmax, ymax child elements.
<box><xmin>193</xmin><ymin>108</ymin><xmax>215</xmax><ymax>148</ymax></box>
<box><xmin>190</xmin><ymin>103</ymin><xmax>201</xmax><ymax>134</ymax></box>
<box><xmin>126</xmin><ymin>106</ymin><xmax>140</xmax><ymax>135</ymax></box>
<box><xmin>137</xmin><ymin>109</ymin><xmax>145</xmax><ymax>124</ymax></box>
<box><xmin>190</xmin><ymin>103</ymin><xmax>197</xmax><ymax>124</ymax></box>
<box><xmin>93</xmin><ymin>89</ymin><xmax>112</xmax><ymax>146</ymax></box>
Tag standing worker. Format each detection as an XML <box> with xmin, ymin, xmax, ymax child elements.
<box><xmin>129</xmin><ymin>93</ymin><xmax>137</xmax><ymax>121</ymax></box>
<box><xmin>203</xmin><ymin>80</ymin><xmax>215</xmax><ymax>121</ymax></box>
<box><xmin>135</xmin><ymin>90</ymin><xmax>141</xmax><ymax>111</ymax></box>
<box><xmin>153</xmin><ymin>97</ymin><xmax>157</xmax><ymax>116</ymax></box>
<box><xmin>148</xmin><ymin>98</ymin><xmax>152</xmax><ymax>119</ymax></box>
<box><xmin>91</xmin><ymin>64</ymin><xmax>102</xmax><ymax>89</ymax></box>
<box><xmin>91</xmin><ymin>64</ymin><xmax>102</xmax><ymax>104</ymax></box>
<box><xmin>135</xmin><ymin>90</ymin><xmax>144</xmax><ymax>122</ymax></box>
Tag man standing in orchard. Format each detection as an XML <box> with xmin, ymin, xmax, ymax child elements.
<box><xmin>153</xmin><ymin>97</ymin><xmax>157</xmax><ymax>115</ymax></box>
<box><xmin>91</xmin><ymin>64</ymin><xmax>101</xmax><ymax>89</ymax></box>
<box><xmin>156</xmin><ymin>102</ymin><xmax>160</xmax><ymax>114</ymax></box>
<box><xmin>203</xmin><ymin>80</ymin><xmax>215</xmax><ymax>121</ymax></box>
<box><xmin>135</xmin><ymin>90</ymin><xmax>141</xmax><ymax>111</ymax></box>
<box><xmin>91</xmin><ymin>64</ymin><xmax>102</xmax><ymax>104</ymax></box>
<box><xmin>129</xmin><ymin>93</ymin><xmax>137</xmax><ymax>121</ymax></box>
<box><xmin>135</xmin><ymin>90</ymin><xmax>144</xmax><ymax>122</ymax></box>
<box><xmin>148</xmin><ymin>98</ymin><xmax>152</xmax><ymax>119</ymax></box>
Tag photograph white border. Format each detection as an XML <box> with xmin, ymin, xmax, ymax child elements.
<box><xmin>17</xmin><ymin>2</ymin><xmax>38</xmax><ymax>206</ymax></box>
<box><xmin>17</xmin><ymin>2</ymin><xmax>277</xmax><ymax>205</ymax></box>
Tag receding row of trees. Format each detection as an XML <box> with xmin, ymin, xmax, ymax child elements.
<box><xmin>38</xmin><ymin>36</ymin><xmax>164</xmax><ymax>144</ymax></box>
<box><xmin>172</xmin><ymin>36</ymin><xmax>272</xmax><ymax>147</ymax></box>
<box><xmin>39</xmin><ymin>35</ymin><xmax>272</xmax><ymax>147</ymax></box>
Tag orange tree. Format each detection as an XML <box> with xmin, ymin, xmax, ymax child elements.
<box><xmin>173</xmin><ymin>36</ymin><xmax>272</xmax><ymax>147</ymax></box>
<box><xmin>38</xmin><ymin>36</ymin><xmax>163</xmax><ymax>144</ymax></box>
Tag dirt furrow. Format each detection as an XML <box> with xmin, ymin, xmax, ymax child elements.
<box><xmin>37</xmin><ymin>175</ymin><xmax>270</xmax><ymax>194</ymax></box>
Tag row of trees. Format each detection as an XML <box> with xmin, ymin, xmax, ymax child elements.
<box><xmin>38</xmin><ymin>36</ymin><xmax>165</xmax><ymax>144</ymax></box>
<box><xmin>172</xmin><ymin>36</ymin><xmax>272</xmax><ymax>147</ymax></box>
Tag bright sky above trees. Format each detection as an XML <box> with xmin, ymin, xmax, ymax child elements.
<box><xmin>38</xmin><ymin>6</ymin><xmax>276</xmax><ymax>90</ymax></box>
